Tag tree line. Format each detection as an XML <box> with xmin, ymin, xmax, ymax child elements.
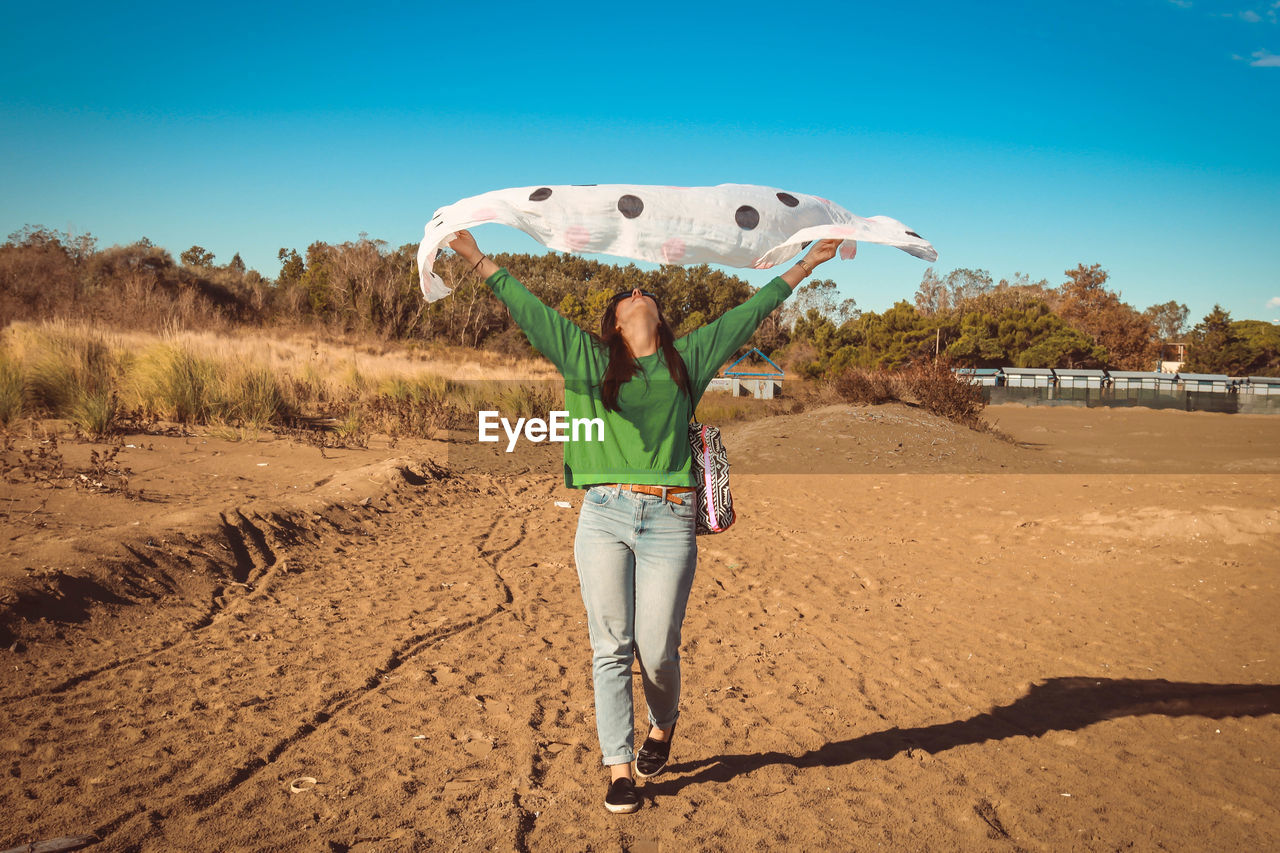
<box><xmin>2</xmin><ymin>226</ymin><xmax>1276</xmax><ymax>376</ymax></box>
<box><xmin>788</xmin><ymin>264</ymin><xmax>1277</xmax><ymax>377</ymax></box>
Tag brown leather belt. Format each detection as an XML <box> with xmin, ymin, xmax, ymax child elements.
<box><xmin>606</xmin><ymin>484</ymin><xmax>695</xmax><ymax>505</ymax></box>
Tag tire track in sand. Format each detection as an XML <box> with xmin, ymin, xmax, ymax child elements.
<box><xmin>165</xmin><ymin>505</ymin><xmax>534</xmax><ymax>818</ymax></box>
<box><xmin>4</xmin><ymin>474</ymin><xmax>544</xmax><ymax>849</ymax></box>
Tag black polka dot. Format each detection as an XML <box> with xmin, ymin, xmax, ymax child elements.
<box><xmin>529</xmin><ymin>187</ymin><xmax>553</xmax><ymax>201</ymax></box>
<box><xmin>776</xmin><ymin>192</ymin><xmax>799</xmax><ymax>207</ymax></box>
<box><xmin>905</xmin><ymin>230</ymin><xmax>921</xmax><ymax>238</ymax></box>
<box><xmin>617</xmin><ymin>195</ymin><xmax>644</xmax><ymax>219</ymax></box>
<box><xmin>735</xmin><ymin>205</ymin><xmax>760</xmax><ymax>230</ymax></box>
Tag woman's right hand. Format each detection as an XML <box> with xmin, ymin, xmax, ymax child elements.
<box><xmin>448</xmin><ymin>230</ymin><xmax>500</xmax><ymax>281</ymax></box>
<box><xmin>448</xmin><ymin>230</ymin><xmax>483</xmax><ymax>266</ymax></box>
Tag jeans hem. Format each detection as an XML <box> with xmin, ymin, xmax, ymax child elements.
<box><xmin>647</xmin><ymin>711</ymin><xmax>679</xmax><ymax>730</ymax></box>
<box><xmin>602</xmin><ymin>752</ymin><xmax>635</xmax><ymax>766</ymax></box>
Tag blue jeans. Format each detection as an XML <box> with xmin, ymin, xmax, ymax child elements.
<box><xmin>573</xmin><ymin>485</ymin><xmax>698</xmax><ymax>766</ymax></box>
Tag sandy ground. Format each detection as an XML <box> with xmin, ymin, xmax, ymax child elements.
<box><xmin>1</xmin><ymin>403</ymin><xmax>1277</xmax><ymax>851</ymax></box>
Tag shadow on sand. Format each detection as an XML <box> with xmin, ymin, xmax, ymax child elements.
<box><xmin>646</xmin><ymin>676</ymin><xmax>1280</xmax><ymax>795</ymax></box>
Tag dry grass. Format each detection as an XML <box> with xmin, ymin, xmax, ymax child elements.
<box><xmin>693</xmin><ymin>391</ymin><xmax>806</xmax><ymax>425</ymax></box>
<box><xmin>130</xmin><ymin>344</ymin><xmax>222</xmax><ymax>423</ymax></box>
<box><xmin>6</xmin><ymin>321</ymin><xmax>124</xmax><ymax>436</ymax></box>
<box><xmin>1</xmin><ymin>322</ymin><xmax>990</xmax><ymax>443</ymax></box>
<box><xmin>0</xmin><ymin>351</ymin><xmax>22</xmax><ymax>429</ymax></box>
<box><xmin>94</xmin><ymin>324</ymin><xmax>558</xmax><ymax>384</ymax></box>
<box><xmin>0</xmin><ymin>321</ymin><xmax>565</xmax><ymax>443</ymax></box>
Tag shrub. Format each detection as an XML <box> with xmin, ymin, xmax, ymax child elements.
<box><xmin>893</xmin><ymin>360</ymin><xmax>987</xmax><ymax>429</ymax></box>
<box><xmin>829</xmin><ymin>361</ymin><xmax>988</xmax><ymax>430</ymax></box>
<box><xmin>832</xmin><ymin>369</ymin><xmax>896</xmax><ymax>405</ymax></box>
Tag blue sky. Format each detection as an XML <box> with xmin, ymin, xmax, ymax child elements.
<box><xmin>2</xmin><ymin>0</ymin><xmax>1277</xmax><ymax>324</ymax></box>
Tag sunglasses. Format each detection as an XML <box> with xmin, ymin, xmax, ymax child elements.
<box><xmin>610</xmin><ymin>289</ymin><xmax>660</xmax><ymax>303</ymax></box>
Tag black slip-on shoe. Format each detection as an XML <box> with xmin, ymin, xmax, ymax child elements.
<box><xmin>634</xmin><ymin>733</ymin><xmax>673</xmax><ymax>779</ymax></box>
<box><xmin>605</xmin><ymin>777</ymin><xmax>641</xmax><ymax>814</ymax></box>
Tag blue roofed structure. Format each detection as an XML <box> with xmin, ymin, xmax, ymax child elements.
<box><xmin>723</xmin><ymin>348</ymin><xmax>785</xmax><ymax>378</ymax></box>
<box><xmin>716</xmin><ymin>348</ymin><xmax>785</xmax><ymax>399</ymax></box>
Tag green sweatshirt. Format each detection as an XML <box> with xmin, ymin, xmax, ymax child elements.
<box><xmin>485</xmin><ymin>267</ymin><xmax>793</xmax><ymax>488</ymax></box>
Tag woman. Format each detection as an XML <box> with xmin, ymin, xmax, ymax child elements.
<box><xmin>448</xmin><ymin>230</ymin><xmax>842</xmax><ymax>813</ymax></box>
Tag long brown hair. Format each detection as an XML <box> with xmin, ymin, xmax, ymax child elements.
<box><xmin>598</xmin><ymin>292</ymin><xmax>691</xmax><ymax>412</ymax></box>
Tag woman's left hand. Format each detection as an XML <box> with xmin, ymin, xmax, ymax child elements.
<box><xmin>781</xmin><ymin>238</ymin><xmax>847</xmax><ymax>288</ymax></box>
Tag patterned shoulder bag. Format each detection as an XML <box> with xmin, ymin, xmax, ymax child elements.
<box><xmin>685</xmin><ymin>376</ymin><xmax>735</xmax><ymax>535</ymax></box>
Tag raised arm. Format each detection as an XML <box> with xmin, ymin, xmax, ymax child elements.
<box><xmin>448</xmin><ymin>230</ymin><xmax>501</xmax><ymax>281</ymax></box>
<box><xmin>447</xmin><ymin>230</ymin><xmax>596</xmax><ymax>374</ymax></box>
<box><xmin>680</xmin><ymin>240</ymin><xmax>844</xmax><ymax>389</ymax></box>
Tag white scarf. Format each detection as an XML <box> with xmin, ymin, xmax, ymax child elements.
<box><xmin>417</xmin><ymin>183</ymin><xmax>936</xmax><ymax>302</ymax></box>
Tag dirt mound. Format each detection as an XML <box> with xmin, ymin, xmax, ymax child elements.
<box><xmin>723</xmin><ymin>403</ymin><xmax>1040</xmax><ymax>474</ymax></box>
